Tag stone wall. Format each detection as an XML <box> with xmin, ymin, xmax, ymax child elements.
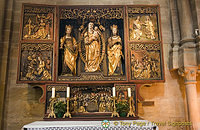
<box><xmin>1</xmin><ymin>0</ymin><xmax>199</xmax><ymax>130</ymax></box>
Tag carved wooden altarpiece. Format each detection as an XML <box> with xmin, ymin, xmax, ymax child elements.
<box><xmin>17</xmin><ymin>4</ymin><xmax>164</xmax><ymax>120</ymax></box>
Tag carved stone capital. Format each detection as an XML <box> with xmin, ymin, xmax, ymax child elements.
<box><xmin>178</xmin><ymin>67</ymin><xmax>198</xmax><ymax>84</ymax></box>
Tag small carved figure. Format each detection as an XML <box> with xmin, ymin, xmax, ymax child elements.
<box><xmin>133</xmin><ymin>16</ymin><xmax>143</xmax><ymax>40</ymax></box>
<box><xmin>107</xmin><ymin>24</ymin><xmax>123</xmax><ymax>76</ymax></box>
<box><xmin>26</xmin><ymin>54</ymin><xmax>37</xmax><ymax>80</ymax></box>
<box><xmin>78</xmin><ymin>106</ymin><xmax>87</xmax><ymax>113</ymax></box>
<box><xmin>99</xmin><ymin>95</ymin><xmax>106</xmax><ymax>112</ymax></box>
<box><xmin>60</xmin><ymin>25</ymin><xmax>78</xmax><ymax>76</ymax></box>
<box><xmin>32</xmin><ymin>14</ymin><xmax>51</xmax><ymax>39</ymax></box>
<box><xmin>132</xmin><ymin>59</ymin><xmax>142</xmax><ymax>79</ymax></box>
<box><xmin>144</xmin><ymin>16</ymin><xmax>156</xmax><ymax>39</ymax></box>
<box><xmin>106</xmin><ymin>96</ymin><xmax>112</xmax><ymax>112</ymax></box>
<box><xmin>72</xmin><ymin>95</ymin><xmax>78</xmax><ymax>113</ymax></box>
<box><xmin>37</xmin><ymin>56</ymin><xmax>45</xmax><ymax>75</ymax></box>
<box><xmin>42</xmin><ymin>58</ymin><xmax>52</xmax><ymax>80</ymax></box>
<box><xmin>24</xmin><ymin>18</ymin><xmax>35</xmax><ymax>39</ymax></box>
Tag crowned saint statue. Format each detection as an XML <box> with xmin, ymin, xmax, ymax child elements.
<box><xmin>107</xmin><ymin>24</ymin><xmax>123</xmax><ymax>76</ymax></box>
<box><xmin>60</xmin><ymin>25</ymin><xmax>78</xmax><ymax>76</ymax></box>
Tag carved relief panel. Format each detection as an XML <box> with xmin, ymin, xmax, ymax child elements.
<box><xmin>128</xmin><ymin>6</ymin><xmax>160</xmax><ymax>42</ymax></box>
<box><xmin>130</xmin><ymin>43</ymin><xmax>162</xmax><ymax>80</ymax></box>
<box><xmin>17</xmin><ymin>4</ymin><xmax>55</xmax><ymax>83</ymax></box>
<box><xmin>19</xmin><ymin>43</ymin><xmax>53</xmax><ymax>81</ymax></box>
<box><xmin>127</xmin><ymin>6</ymin><xmax>164</xmax><ymax>82</ymax></box>
<box><xmin>22</xmin><ymin>5</ymin><xmax>55</xmax><ymax>41</ymax></box>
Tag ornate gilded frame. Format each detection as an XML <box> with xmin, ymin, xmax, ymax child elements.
<box><xmin>17</xmin><ymin>4</ymin><xmax>165</xmax><ymax>84</ymax></box>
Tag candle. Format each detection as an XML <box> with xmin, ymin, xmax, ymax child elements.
<box><xmin>128</xmin><ymin>88</ymin><xmax>131</xmax><ymax>97</ymax></box>
<box><xmin>112</xmin><ymin>87</ymin><xmax>116</xmax><ymax>97</ymax></box>
<box><xmin>67</xmin><ymin>87</ymin><xmax>70</xmax><ymax>98</ymax></box>
<box><xmin>52</xmin><ymin>87</ymin><xmax>55</xmax><ymax>98</ymax></box>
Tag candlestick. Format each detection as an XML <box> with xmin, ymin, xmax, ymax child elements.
<box><xmin>111</xmin><ymin>97</ymin><xmax>119</xmax><ymax>117</ymax></box>
<box><xmin>52</xmin><ymin>87</ymin><xmax>55</xmax><ymax>98</ymax></box>
<box><xmin>112</xmin><ymin>87</ymin><xmax>116</xmax><ymax>97</ymax></box>
<box><xmin>63</xmin><ymin>97</ymin><xmax>72</xmax><ymax>118</ymax></box>
<box><xmin>47</xmin><ymin>97</ymin><xmax>56</xmax><ymax>118</ymax></box>
<box><xmin>67</xmin><ymin>87</ymin><xmax>70</xmax><ymax>98</ymax></box>
<box><xmin>127</xmin><ymin>96</ymin><xmax>135</xmax><ymax>117</ymax></box>
<box><xmin>128</xmin><ymin>88</ymin><xmax>131</xmax><ymax>97</ymax></box>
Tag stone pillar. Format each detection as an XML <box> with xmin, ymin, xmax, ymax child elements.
<box><xmin>196</xmin><ymin>35</ymin><xmax>200</xmax><ymax>66</ymax></box>
<box><xmin>176</xmin><ymin>0</ymin><xmax>200</xmax><ymax>129</ymax></box>
<box><xmin>169</xmin><ymin>0</ymin><xmax>180</xmax><ymax>70</ymax></box>
<box><xmin>177</xmin><ymin>0</ymin><xmax>194</xmax><ymax>44</ymax></box>
<box><xmin>0</xmin><ymin>0</ymin><xmax>5</xmax><ymax>42</ymax></box>
<box><xmin>0</xmin><ymin>0</ymin><xmax>14</xmax><ymax>129</ymax></box>
<box><xmin>0</xmin><ymin>0</ymin><xmax>6</xmax><ymax>128</ymax></box>
<box><xmin>179</xmin><ymin>67</ymin><xmax>200</xmax><ymax>129</ymax></box>
<box><xmin>177</xmin><ymin>0</ymin><xmax>196</xmax><ymax>68</ymax></box>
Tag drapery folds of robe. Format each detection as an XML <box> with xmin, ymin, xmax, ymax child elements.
<box><xmin>61</xmin><ymin>36</ymin><xmax>78</xmax><ymax>75</ymax></box>
<box><xmin>84</xmin><ymin>32</ymin><xmax>101</xmax><ymax>72</ymax></box>
<box><xmin>107</xmin><ymin>36</ymin><xmax>123</xmax><ymax>75</ymax></box>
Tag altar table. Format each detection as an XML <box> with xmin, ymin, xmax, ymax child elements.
<box><xmin>22</xmin><ymin>120</ymin><xmax>158</xmax><ymax>130</ymax></box>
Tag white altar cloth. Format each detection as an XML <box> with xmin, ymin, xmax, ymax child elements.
<box><xmin>22</xmin><ymin>120</ymin><xmax>158</xmax><ymax>130</ymax></box>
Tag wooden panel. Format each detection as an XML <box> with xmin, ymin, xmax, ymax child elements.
<box><xmin>126</xmin><ymin>5</ymin><xmax>165</xmax><ymax>82</ymax></box>
<box><xmin>17</xmin><ymin>4</ymin><xmax>164</xmax><ymax>83</ymax></box>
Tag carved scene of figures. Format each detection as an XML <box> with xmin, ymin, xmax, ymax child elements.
<box><xmin>20</xmin><ymin>43</ymin><xmax>53</xmax><ymax>81</ymax></box>
<box><xmin>128</xmin><ymin>7</ymin><xmax>159</xmax><ymax>41</ymax></box>
<box><xmin>70</xmin><ymin>86</ymin><xmax>113</xmax><ymax>113</ymax></box>
<box><xmin>130</xmin><ymin>43</ymin><xmax>162</xmax><ymax>80</ymax></box>
<box><xmin>22</xmin><ymin>6</ymin><xmax>54</xmax><ymax>40</ymax></box>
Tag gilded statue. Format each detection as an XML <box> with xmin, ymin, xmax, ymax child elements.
<box><xmin>60</xmin><ymin>25</ymin><xmax>78</xmax><ymax>76</ymax></box>
<box><xmin>133</xmin><ymin>16</ymin><xmax>143</xmax><ymax>40</ymax></box>
<box><xmin>144</xmin><ymin>16</ymin><xmax>156</xmax><ymax>39</ymax></box>
<box><xmin>107</xmin><ymin>24</ymin><xmax>123</xmax><ymax>76</ymax></box>
<box><xmin>83</xmin><ymin>22</ymin><xmax>101</xmax><ymax>72</ymax></box>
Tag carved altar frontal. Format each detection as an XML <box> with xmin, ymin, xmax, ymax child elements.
<box><xmin>17</xmin><ymin>4</ymin><xmax>164</xmax><ymax>119</ymax></box>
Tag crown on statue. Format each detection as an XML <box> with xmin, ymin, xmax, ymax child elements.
<box><xmin>110</xmin><ymin>24</ymin><xmax>118</xmax><ymax>30</ymax></box>
<box><xmin>65</xmin><ymin>25</ymin><xmax>72</xmax><ymax>29</ymax></box>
